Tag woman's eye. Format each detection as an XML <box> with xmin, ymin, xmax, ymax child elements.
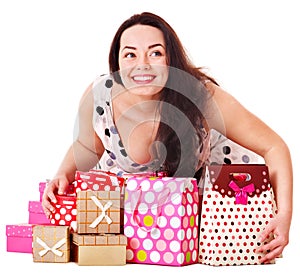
<box><xmin>150</xmin><ymin>51</ymin><xmax>162</xmax><ymax>57</ymax></box>
<box><xmin>124</xmin><ymin>52</ymin><xmax>135</xmax><ymax>58</ymax></box>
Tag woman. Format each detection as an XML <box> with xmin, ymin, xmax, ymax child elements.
<box><xmin>42</xmin><ymin>12</ymin><xmax>292</xmax><ymax>264</ymax></box>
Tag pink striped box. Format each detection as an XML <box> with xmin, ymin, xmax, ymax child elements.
<box><xmin>28</xmin><ymin>201</ymin><xmax>51</xmax><ymax>225</ymax></box>
<box><xmin>6</xmin><ymin>224</ymin><xmax>33</xmax><ymax>253</ymax></box>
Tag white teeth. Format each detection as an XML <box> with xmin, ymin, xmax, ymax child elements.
<box><xmin>133</xmin><ymin>75</ymin><xmax>154</xmax><ymax>81</ymax></box>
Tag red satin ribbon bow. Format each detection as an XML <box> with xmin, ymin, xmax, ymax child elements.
<box><xmin>228</xmin><ymin>181</ymin><xmax>255</xmax><ymax>205</ymax></box>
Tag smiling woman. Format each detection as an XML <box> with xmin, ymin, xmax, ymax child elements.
<box><xmin>118</xmin><ymin>24</ymin><xmax>168</xmax><ymax>97</ymax></box>
<box><xmin>41</xmin><ymin>11</ymin><xmax>293</xmax><ymax>265</ymax></box>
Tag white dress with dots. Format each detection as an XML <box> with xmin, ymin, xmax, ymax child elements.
<box><xmin>92</xmin><ymin>74</ymin><xmax>262</xmax><ymax>177</ymax></box>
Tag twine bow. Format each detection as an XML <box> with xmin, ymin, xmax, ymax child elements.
<box><xmin>36</xmin><ymin>237</ymin><xmax>66</xmax><ymax>257</ymax></box>
<box><xmin>89</xmin><ymin>196</ymin><xmax>113</xmax><ymax>228</ymax></box>
<box><xmin>228</xmin><ymin>181</ymin><xmax>255</xmax><ymax>205</ymax></box>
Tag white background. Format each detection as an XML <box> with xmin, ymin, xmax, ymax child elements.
<box><xmin>0</xmin><ymin>0</ymin><xmax>299</xmax><ymax>273</ymax></box>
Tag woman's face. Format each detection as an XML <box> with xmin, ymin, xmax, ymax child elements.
<box><xmin>118</xmin><ymin>24</ymin><xmax>169</xmax><ymax>99</ymax></box>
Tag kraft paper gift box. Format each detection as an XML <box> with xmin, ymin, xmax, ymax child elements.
<box><xmin>6</xmin><ymin>224</ymin><xmax>34</xmax><ymax>253</ymax></box>
<box><xmin>198</xmin><ymin>164</ymin><xmax>277</xmax><ymax>266</ymax></box>
<box><xmin>49</xmin><ymin>194</ymin><xmax>77</xmax><ymax>232</ymax></box>
<box><xmin>28</xmin><ymin>201</ymin><xmax>51</xmax><ymax>225</ymax></box>
<box><xmin>124</xmin><ymin>176</ymin><xmax>200</xmax><ymax>266</ymax></box>
<box><xmin>76</xmin><ymin>190</ymin><xmax>121</xmax><ymax>234</ymax></box>
<box><xmin>71</xmin><ymin>233</ymin><xmax>127</xmax><ymax>265</ymax></box>
<box><xmin>32</xmin><ymin>225</ymin><xmax>70</xmax><ymax>263</ymax></box>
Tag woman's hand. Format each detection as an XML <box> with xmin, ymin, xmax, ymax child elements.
<box><xmin>256</xmin><ymin>212</ymin><xmax>291</xmax><ymax>264</ymax></box>
<box><xmin>42</xmin><ymin>176</ymin><xmax>70</xmax><ymax>218</ymax></box>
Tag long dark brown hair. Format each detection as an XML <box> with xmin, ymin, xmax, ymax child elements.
<box><xmin>109</xmin><ymin>12</ymin><xmax>217</xmax><ymax>177</ymax></box>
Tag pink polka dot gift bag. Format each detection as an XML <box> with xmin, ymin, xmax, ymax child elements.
<box><xmin>198</xmin><ymin>164</ymin><xmax>277</xmax><ymax>266</ymax></box>
<box><xmin>124</xmin><ymin>176</ymin><xmax>199</xmax><ymax>266</ymax></box>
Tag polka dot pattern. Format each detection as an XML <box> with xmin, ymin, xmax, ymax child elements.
<box><xmin>28</xmin><ymin>201</ymin><xmax>51</xmax><ymax>225</ymax></box>
<box><xmin>124</xmin><ymin>176</ymin><xmax>199</xmax><ymax>266</ymax></box>
<box><xmin>92</xmin><ymin>74</ymin><xmax>162</xmax><ymax>175</ymax></box>
<box><xmin>6</xmin><ymin>224</ymin><xmax>34</xmax><ymax>253</ymax></box>
<box><xmin>49</xmin><ymin>195</ymin><xmax>77</xmax><ymax>232</ymax></box>
<box><xmin>6</xmin><ymin>224</ymin><xmax>33</xmax><ymax>237</ymax></box>
<box><xmin>209</xmin><ymin>129</ymin><xmax>264</xmax><ymax>165</ymax></box>
<box><xmin>73</xmin><ymin>170</ymin><xmax>123</xmax><ymax>193</ymax></box>
<box><xmin>198</xmin><ymin>165</ymin><xmax>277</xmax><ymax>266</ymax></box>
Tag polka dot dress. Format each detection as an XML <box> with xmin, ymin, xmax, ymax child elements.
<box><xmin>92</xmin><ymin>74</ymin><xmax>161</xmax><ymax>176</ymax></box>
<box><xmin>198</xmin><ymin>164</ymin><xmax>277</xmax><ymax>266</ymax></box>
<box><xmin>92</xmin><ymin>74</ymin><xmax>211</xmax><ymax>176</ymax></box>
<box><xmin>209</xmin><ymin>129</ymin><xmax>264</xmax><ymax>165</ymax></box>
<box><xmin>124</xmin><ymin>176</ymin><xmax>199</xmax><ymax>266</ymax></box>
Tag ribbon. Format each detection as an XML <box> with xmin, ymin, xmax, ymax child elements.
<box><xmin>89</xmin><ymin>196</ymin><xmax>113</xmax><ymax>228</ymax></box>
<box><xmin>228</xmin><ymin>181</ymin><xmax>255</xmax><ymax>205</ymax></box>
<box><xmin>36</xmin><ymin>237</ymin><xmax>66</xmax><ymax>257</ymax></box>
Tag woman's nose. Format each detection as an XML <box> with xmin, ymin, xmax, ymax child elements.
<box><xmin>136</xmin><ymin>55</ymin><xmax>150</xmax><ymax>70</ymax></box>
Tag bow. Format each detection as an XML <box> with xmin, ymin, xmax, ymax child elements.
<box><xmin>228</xmin><ymin>181</ymin><xmax>255</xmax><ymax>205</ymax></box>
<box><xmin>89</xmin><ymin>196</ymin><xmax>113</xmax><ymax>228</ymax></box>
<box><xmin>36</xmin><ymin>237</ymin><xmax>66</xmax><ymax>257</ymax></box>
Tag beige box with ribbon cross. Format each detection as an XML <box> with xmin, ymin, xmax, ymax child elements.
<box><xmin>32</xmin><ymin>225</ymin><xmax>70</xmax><ymax>263</ymax></box>
<box><xmin>76</xmin><ymin>190</ymin><xmax>121</xmax><ymax>234</ymax></box>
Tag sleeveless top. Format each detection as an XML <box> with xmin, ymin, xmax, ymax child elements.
<box><xmin>92</xmin><ymin>74</ymin><xmax>211</xmax><ymax>177</ymax></box>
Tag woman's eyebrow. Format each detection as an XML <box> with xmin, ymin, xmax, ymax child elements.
<box><xmin>148</xmin><ymin>43</ymin><xmax>165</xmax><ymax>49</ymax></box>
<box><xmin>121</xmin><ymin>46</ymin><xmax>136</xmax><ymax>52</ymax></box>
<box><xmin>121</xmin><ymin>43</ymin><xmax>165</xmax><ymax>52</ymax></box>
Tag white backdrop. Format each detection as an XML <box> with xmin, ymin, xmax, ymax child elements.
<box><xmin>0</xmin><ymin>1</ymin><xmax>299</xmax><ymax>273</ymax></box>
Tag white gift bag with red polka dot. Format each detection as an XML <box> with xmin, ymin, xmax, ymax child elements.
<box><xmin>124</xmin><ymin>176</ymin><xmax>199</xmax><ymax>266</ymax></box>
<box><xmin>198</xmin><ymin>164</ymin><xmax>277</xmax><ymax>266</ymax></box>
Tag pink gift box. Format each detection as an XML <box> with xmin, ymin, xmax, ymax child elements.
<box><xmin>28</xmin><ymin>201</ymin><xmax>51</xmax><ymax>225</ymax></box>
<box><xmin>6</xmin><ymin>224</ymin><xmax>33</xmax><ymax>253</ymax></box>
<box><xmin>124</xmin><ymin>176</ymin><xmax>199</xmax><ymax>266</ymax></box>
<box><xmin>39</xmin><ymin>182</ymin><xmax>47</xmax><ymax>202</ymax></box>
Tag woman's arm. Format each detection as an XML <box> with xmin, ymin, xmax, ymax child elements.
<box><xmin>205</xmin><ymin>82</ymin><xmax>293</xmax><ymax>263</ymax></box>
<box><xmin>42</xmin><ymin>82</ymin><xmax>105</xmax><ymax>216</ymax></box>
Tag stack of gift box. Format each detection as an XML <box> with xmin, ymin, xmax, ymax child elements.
<box><xmin>6</xmin><ymin>180</ymin><xmax>54</xmax><ymax>254</ymax></box>
<box><xmin>6</xmin><ymin>164</ymin><xmax>277</xmax><ymax>267</ymax></box>
<box><xmin>69</xmin><ymin>170</ymin><xmax>127</xmax><ymax>265</ymax></box>
<box><xmin>6</xmin><ymin>170</ymin><xmax>128</xmax><ymax>266</ymax></box>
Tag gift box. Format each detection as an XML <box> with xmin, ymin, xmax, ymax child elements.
<box><xmin>73</xmin><ymin>170</ymin><xmax>124</xmax><ymax>193</ymax></box>
<box><xmin>76</xmin><ymin>190</ymin><xmax>121</xmax><ymax>234</ymax></box>
<box><xmin>28</xmin><ymin>201</ymin><xmax>51</xmax><ymax>225</ymax></box>
<box><xmin>32</xmin><ymin>225</ymin><xmax>70</xmax><ymax>263</ymax></box>
<box><xmin>49</xmin><ymin>195</ymin><xmax>77</xmax><ymax>232</ymax></box>
<box><xmin>39</xmin><ymin>182</ymin><xmax>47</xmax><ymax>202</ymax></box>
<box><xmin>124</xmin><ymin>176</ymin><xmax>199</xmax><ymax>266</ymax></box>
<box><xmin>6</xmin><ymin>224</ymin><xmax>33</xmax><ymax>253</ymax></box>
<box><xmin>198</xmin><ymin>164</ymin><xmax>277</xmax><ymax>266</ymax></box>
<box><xmin>39</xmin><ymin>181</ymin><xmax>75</xmax><ymax>201</ymax></box>
<box><xmin>71</xmin><ymin>233</ymin><xmax>127</xmax><ymax>265</ymax></box>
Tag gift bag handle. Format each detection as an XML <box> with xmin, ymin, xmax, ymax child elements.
<box><xmin>130</xmin><ymin>186</ymin><xmax>171</xmax><ymax>232</ymax></box>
